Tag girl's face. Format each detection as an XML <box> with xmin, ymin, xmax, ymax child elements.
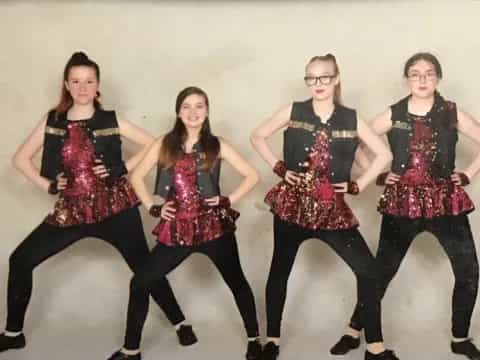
<box><xmin>178</xmin><ymin>94</ymin><xmax>209</xmax><ymax>130</ymax></box>
<box><xmin>405</xmin><ymin>59</ymin><xmax>439</xmax><ymax>99</ymax></box>
<box><xmin>304</xmin><ymin>60</ymin><xmax>339</xmax><ymax>101</ymax></box>
<box><xmin>65</xmin><ymin>65</ymin><xmax>99</xmax><ymax>106</ymax></box>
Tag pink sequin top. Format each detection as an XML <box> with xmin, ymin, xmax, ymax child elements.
<box><xmin>153</xmin><ymin>153</ymin><xmax>239</xmax><ymax>246</ymax></box>
<box><xmin>265</xmin><ymin>127</ymin><xmax>358</xmax><ymax>230</ymax></box>
<box><xmin>378</xmin><ymin>114</ymin><xmax>474</xmax><ymax>218</ymax></box>
<box><xmin>45</xmin><ymin>120</ymin><xmax>139</xmax><ymax>227</ymax></box>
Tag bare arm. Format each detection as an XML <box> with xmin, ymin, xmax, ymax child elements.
<box><xmin>354</xmin><ymin>109</ymin><xmax>393</xmax><ymax>171</ymax></box>
<box><xmin>129</xmin><ymin>138</ymin><xmax>162</xmax><ymax>211</ymax></box>
<box><xmin>354</xmin><ymin>115</ymin><xmax>393</xmax><ymax>191</ymax></box>
<box><xmin>117</xmin><ymin>116</ymin><xmax>155</xmax><ymax>172</ymax></box>
<box><xmin>11</xmin><ymin>116</ymin><xmax>52</xmax><ymax>192</ymax></box>
<box><xmin>455</xmin><ymin>109</ymin><xmax>480</xmax><ymax>181</ymax></box>
<box><xmin>250</xmin><ymin>104</ymin><xmax>292</xmax><ymax>168</ymax></box>
<box><xmin>218</xmin><ymin>139</ymin><xmax>259</xmax><ymax>205</ymax></box>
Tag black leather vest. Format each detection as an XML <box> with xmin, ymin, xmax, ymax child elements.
<box><xmin>388</xmin><ymin>95</ymin><xmax>458</xmax><ymax>178</ymax></box>
<box><xmin>283</xmin><ymin>99</ymin><xmax>358</xmax><ymax>183</ymax></box>
<box><xmin>154</xmin><ymin>142</ymin><xmax>221</xmax><ymax>198</ymax></box>
<box><xmin>40</xmin><ymin>109</ymin><xmax>126</xmax><ymax>180</ymax></box>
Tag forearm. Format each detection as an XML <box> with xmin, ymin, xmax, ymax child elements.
<box><xmin>13</xmin><ymin>159</ymin><xmax>51</xmax><ymax>192</ymax></box>
<box><xmin>250</xmin><ymin>135</ymin><xmax>280</xmax><ymax>168</ymax></box>
<box><xmin>225</xmin><ymin>173</ymin><xmax>259</xmax><ymax>205</ymax></box>
<box><xmin>355</xmin><ymin>153</ymin><xmax>392</xmax><ymax>191</ymax></box>
<box><xmin>130</xmin><ymin>174</ymin><xmax>156</xmax><ymax>210</ymax></box>
<box><xmin>125</xmin><ymin>144</ymin><xmax>152</xmax><ymax>173</ymax></box>
<box><xmin>354</xmin><ymin>144</ymin><xmax>372</xmax><ymax>171</ymax></box>
<box><xmin>463</xmin><ymin>154</ymin><xmax>480</xmax><ymax>180</ymax></box>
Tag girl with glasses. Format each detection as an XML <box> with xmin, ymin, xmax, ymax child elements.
<box><xmin>331</xmin><ymin>52</ymin><xmax>480</xmax><ymax>360</ymax></box>
<box><xmin>251</xmin><ymin>54</ymin><xmax>398</xmax><ymax>360</ymax></box>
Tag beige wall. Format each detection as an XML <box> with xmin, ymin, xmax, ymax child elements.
<box><xmin>1</xmin><ymin>1</ymin><xmax>480</xmax><ymax>359</ymax></box>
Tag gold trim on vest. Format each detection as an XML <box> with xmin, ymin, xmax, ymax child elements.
<box><xmin>288</xmin><ymin>120</ymin><xmax>315</xmax><ymax>132</ymax></box>
<box><xmin>392</xmin><ymin>121</ymin><xmax>412</xmax><ymax>130</ymax></box>
<box><xmin>45</xmin><ymin>126</ymin><xmax>67</xmax><ymax>136</ymax></box>
<box><xmin>331</xmin><ymin>130</ymin><xmax>357</xmax><ymax>138</ymax></box>
<box><xmin>92</xmin><ymin>127</ymin><xmax>121</xmax><ymax>137</ymax></box>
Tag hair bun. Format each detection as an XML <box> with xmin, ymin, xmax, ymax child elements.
<box><xmin>70</xmin><ymin>51</ymin><xmax>89</xmax><ymax>62</ymax></box>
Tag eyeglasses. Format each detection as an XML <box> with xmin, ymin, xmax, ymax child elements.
<box><xmin>304</xmin><ymin>75</ymin><xmax>336</xmax><ymax>86</ymax></box>
<box><xmin>407</xmin><ymin>73</ymin><xmax>437</xmax><ymax>82</ymax></box>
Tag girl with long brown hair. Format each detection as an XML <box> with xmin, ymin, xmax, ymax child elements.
<box><xmin>107</xmin><ymin>86</ymin><xmax>262</xmax><ymax>360</ymax></box>
<box><xmin>0</xmin><ymin>52</ymin><xmax>196</xmax><ymax>355</ymax></box>
<box><xmin>251</xmin><ymin>54</ymin><xmax>398</xmax><ymax>360</ymax></box>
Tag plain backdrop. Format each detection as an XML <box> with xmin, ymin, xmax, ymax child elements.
<box><xmin>1</xmin><ymin>1</ymin><xmax>480</xmax><ymax>359</ymax></box>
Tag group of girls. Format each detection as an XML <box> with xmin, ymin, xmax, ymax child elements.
<box><xmin>1</xmin><ymin>50</ymin><xmax>480</xmax><ymax>360</ymax></box>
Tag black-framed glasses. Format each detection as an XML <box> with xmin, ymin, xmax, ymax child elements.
<box><xmin>304</xmin><ymin>75</ymin><xmax>336</xmax><ymax>86</ymax></box>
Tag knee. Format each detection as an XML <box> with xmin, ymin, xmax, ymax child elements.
<box><xmin>266</xmin><ymin>272</ymin><xmax>290</xmax><ymax>295</ymax></box>
<box><xmin>355</xmin><ymin>259</ymin><xmax>381</xmax><ymax>284</ymax></box>
<box><xmin>234</xmin><ymin>276</ymin><xmax>254</xmax><ymax>296</ymax></box>
<box><xmin>8</xmin><ymin>250</ymin><xmax>30</xmax><ymax>273</ymax></box>
<box><xmin>129</xmin><ymin>273</ymin><xmax>150</xmax><ymax>294</ymax></box>
<box><xmin>470</xmin><ymin>261</ymin><xmax>480</xmax><ymax>282</ymax></box>
<box><xmin>455</xmin><ymin>263</ymin><xmax>479</xmax><ymax>288</ymax></box>
<box><xmin>223</xmin><ymin>271</ymin><xmax>251</xmax><ymax>293</ymax></box>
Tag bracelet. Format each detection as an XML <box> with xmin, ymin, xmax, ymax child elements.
<box><xmin>273</xmin><ymin>160</ymin><xmax>287</xmax><ymax>178</ymax></box>
<box><xmin>149</xmin><ymin>204</ymin><xmax>163</xmax><ymax>217</ymax></box>
<box><xmin>457</xmin><ymin>172</ymin><xmax>470</xmax><ymax>186</ymax></box>
<box><xmin>219</xmin><ymin>196</ymin><xmax>231</xmax><ymax>208</ymax></box>
<box><xmin>376</xmin><ymin>172</ymin><xmax>388</xmax><ymax>186</ymax></box>
<box><xmin>48</xmin><ymin>181</ymin><xmax>59</xmax><ymax>195</ymax></box>
<box><xmin>347</xmin><ymin>181</ymin><xmax>360</xmax><ymax>195</ymax></box>
<box><xmin>107</xmin><ymin>162</ymin><xmax>128</xmax><ymax>178</ymax></box>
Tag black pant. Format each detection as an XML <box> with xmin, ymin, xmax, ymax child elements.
<box><xmin>349</xmin><ymin>214</ymin><xmax>479</xmax><ymax>339</ymax></box>
<box><xmin>123</xmin><ymin>232</ymin><xmax>259</xmax><ymax>350</ymax></box>
<box><xmin>6</xmin><ymin>207</ymin><xmax>185</xmax><ymax>332</ymax></box>
<box><xmin>266</xmin><ymin>216</ymin><xmax>383</xmax><ymax>343</ymax></box>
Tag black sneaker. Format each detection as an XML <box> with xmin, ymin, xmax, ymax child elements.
<box><xmin>263</xmin><ymin>341</ymin><xmax>280</xmax><ymax>360</ymax></box>
<box><xmin>176</xmin><ymin>324</ymin><xmax>198</xmax><ymax>346</ymax></box>
<box><xmin>365</xmin><ymin>349</ymin><xmax>399</xmax><ymax>360</ymax></box>
<box><xmin>0</xmin><ymin>333</ymin><xmax>26</xmax><ymax>352</ymax></box>
<box><xmin>246</xmin><ymin>339</ymin><xmax>262</xmax><ymax>360</ymax></box>
<box><xmin>451</xmin><ymin>339</ymin><xmax>480</xmax><ymax>360</ymax></box>
<box><xmin>330</xmin><ymin>335</ymin><xmax>361</xmax><ymax>355</ymax></box>
<box><xmin>106</xmin><ymin>350</ymin><xmax>141</xmax><ymax>360</ymax></box>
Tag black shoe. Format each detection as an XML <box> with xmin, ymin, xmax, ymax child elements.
<box><xmin>330</xmin><ymin>335</ymin><xmax>361</xmax><ymax>355</ymax></box>
<box><xmin>176</xmin><ymin>324</ymin><xmax>198</xmax><ymax>346</ymax></box>
<box><xmin>365</xmin><ymin>350</ymin><xmax>399</xmax><ymax>360</ymax></box>
<box><xmin>452</xmin><ymin>339</ymin><xmax>480</xmax><ymax>360</ymax></box>
<box><xmin>246</xmin><ymin>339</ymin><xmax>262</xmax><ymax>360</ymax></box>
<box><xmin>263</xmin><ymin>341</ymin><xmax>280</xmax><ymax>360</ymax></box>
<box><xmin>0</xmin><ymin>333</ymin><xmax>26</xmax><ymax>352</ymax></box>
<box><xmin>106</xmin><ymin>350</ymin><xmax>141</xmax><ymax>360</ymax></box>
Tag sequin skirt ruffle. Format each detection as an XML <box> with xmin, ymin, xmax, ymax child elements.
<box><xmin>378</xmin><ymin>175</ymin><xmax>474</xmax><ymax>219</ymax></box>
<box><xmin>45</xmin><ymin>177</ymin><xmax>139</xmax><ymax>227</ymax></box>
<box><xmin>153</xmin><ymin>205</ymin><xmax>239</xmax><ymax>246</ymax></box>
<box><xmin>265</xmin><ymin>180</ymin><xmax>358</xmax><ymax>230</ymax></box>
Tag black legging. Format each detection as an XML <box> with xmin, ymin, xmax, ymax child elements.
<box><xmin>349</xmin><ymin>214</ymin><xmax>479</xmax><ymax>339</ymax></box>
<box><xmin>266</xmin><ymin>216</ymin><xmax>383</xmax><ymax>343</ymax></box>
<box><xmin>123</xmin><ymin>232</ymin><xmax>259</xmax><ymax>350</ymax></box>
<box><xmin>6</xmin><ymin>207</ymin><xmax>185</xmax><ymax>332</ymax></box>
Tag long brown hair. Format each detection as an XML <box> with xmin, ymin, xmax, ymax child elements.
<box><xmin>159</xmin><ymin>86</ymin><xmax>220</xmax><ymax>170</ymax></box>
<box><xmin>306</xmin><ymin>54</ymin><xmax>342</xmax><ymax>104</ymax></box>
<box><xmin>51</xmin><ymin>51</ymin><xmax>102</xmax><ymax>117</ymax></box>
